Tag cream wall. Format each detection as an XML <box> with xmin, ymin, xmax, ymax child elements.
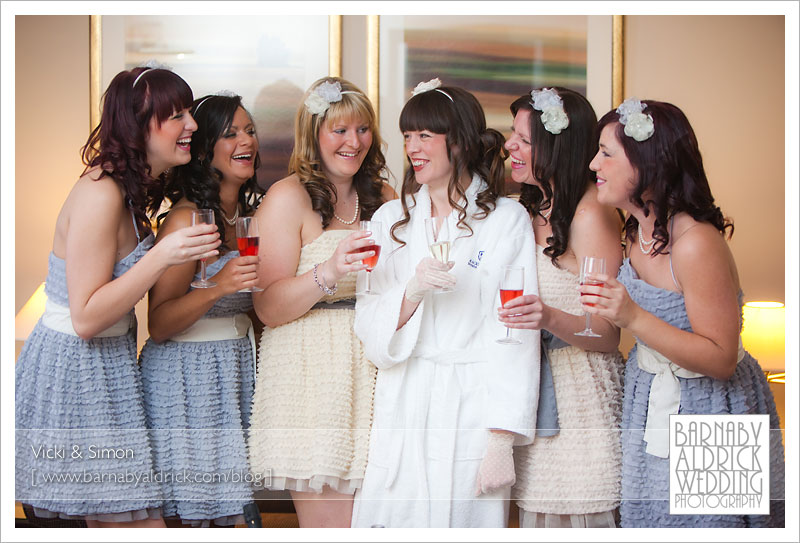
<box><xmin>624</xmin><ymin>15</ymin><xmax>785</xmax><ymax>305</ymax></box>
<box><xmin>16</xmin><ymin>16</ymin><xmax>89</xmax><ymax>312</ymax></box>
<box><xmin>14</xmin><ymin>15</ymin><xmax>786</xmax><ymax>373</ymax></box>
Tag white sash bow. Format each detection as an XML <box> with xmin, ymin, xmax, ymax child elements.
<box><xmin>636</xmin><ymin>338</ymin><xmax>745</xmax><ymax>458</ymax></box>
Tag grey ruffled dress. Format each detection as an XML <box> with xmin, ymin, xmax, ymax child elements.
<box><xmin>15</xmin><ymin>230</ymin><xmax>163</xmax><ymax>522</ymax></box>
<box><xmin>139</xmin><ymin>250</ymin><xmax>256</xmax><ymax>526</ymax></box>
<box><xmin>617</xmin><ymin>259</ymin><xmax>785</xmax><ymax>528</ymax></box>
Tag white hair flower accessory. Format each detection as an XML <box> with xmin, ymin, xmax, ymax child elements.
<box><xmin>412</xmin><ymin>78</ymin><xmax>442</xmax><ymax>96</ymax></box>
<box><xmin>304</xmin><ymin>80</ymin><xmax>349</xmax><ymax>116</ymax></box>
<box><xmin>531</xmin><ymin>88</ymin><xmax>569</xmax><ymax>134</ymax></box>
<box><xmin>411</xmin><ymin>78</ymin><xmax>454</xmax><ymax>102</ymax></box>
<box><xmin>616</xmin><ymin>97</ymin><xmax>655</xmax><ymax>142</ymax></box>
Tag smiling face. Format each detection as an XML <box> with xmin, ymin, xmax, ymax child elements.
<box><xmin>403</xmin><ymin>130</ymin><xmax>453</xmax><ymax>190</ymax></box>
<box><xmin>590</xmin><ymin>123</ymin><xmax>638</xmax><ymax>210</ymax></box>
<box><xmin>210</xmin><ymin>107</ymin><xmax>257</xmax><ymax>186</ymax></box>
<box><xmin>504</xmin><ymin>109</ymin><xmax>535</xmax><ymax>186</ymax></box>
<box><xmin>317</xmin><ymin>116</ymin><xmax>372</xmax><ymax>184</ymax></box>
<box><xmin>145</xmin><ymin>107</ymin><xmax>197</xmax><ymax>177</ymax></box>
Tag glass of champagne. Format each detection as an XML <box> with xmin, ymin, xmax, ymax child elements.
<box><xmin>190</xmin><ymin>209</ymin><xmax>217</xmax><ymax>288</ymax></box>
<box><xmin>575</xmin><ymin>256</ymin><xmax>606</xmax><ymax>337</ymax></box>
<box><xmin>236</xmin><ymin>216</ymin><xmax>263</xmax><ymax>292</ymax></box>
<box><xmin>356</xmin><ymin>220</ymin><xmax>381</xmax><ymax>295</ymax></box>
<box><xmin>496</xmin><ymin>265</ymin><xmax>524</xmax><ymax>344</ymax></box>
<box><xmin>424</xmin><ymin>216</ymin><xmax>454</xmax><ymax>292</ymax></box>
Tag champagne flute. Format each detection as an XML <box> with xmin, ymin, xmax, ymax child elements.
<box><xmin>575</xmin><ymin>256</ymin><xmax>606</xmax><ymax>337</ymax></box>
<box><xmin>235</xmin><ymin>216</ymin><xmax>264</xmax><ymax>292</ymax></box>
<box><xmin>496</xmin><ymin>265</ymin><xmax>524</xmax><ymax>344</ymax></box>
<box><xmin>356</xmin><ymin>220</ymin><xmax>381</xmax><ymax>295</ymax></box>
<box><xmin>190</xmin><ymin>209</ymin><xmax>217</xmax><ymax>288</ymax></box>
<box><xmin>424</xmin><ymin>216</ymin><xmax>454</xmax><ymax>292</ymax></box>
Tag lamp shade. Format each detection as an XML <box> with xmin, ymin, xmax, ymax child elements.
<box><xmin>740</xmin><ymin>301</ymin><xmax>785</xmax><ymax>372</ymax></box>
<box><xmin>15</xmin><ymin>283</ymin><xmax>47</xmax><ymax>341</ymax></box>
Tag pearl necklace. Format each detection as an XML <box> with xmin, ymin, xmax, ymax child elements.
<box><xmin>220</xmin><ymin>205</ymin><xmax>239</xmax><ymax>226</ymax></box>
<box><xmin>333</xmin><ymin>191</ymin><xmax>359</xmax><ymax>225</ymax></box>
<box><xmin>638</xmin><ymin>223</ymin><xmax>656</xmax><ymax>254</ymax></box>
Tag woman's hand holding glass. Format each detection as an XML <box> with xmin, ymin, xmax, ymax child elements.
<box><xmin>496</xmin><ymin>265</ymin><xmax>525</xmax><ymax>344</ymax></box>
<box><xmin>497</xmin><ymin>294</ymin><xmax>549</xmax><ymax>330</ymax></box>
<box><xmin>405</xmin><ymin>258</ymin><xmax>456</xmax><ymax>303</ymax></box>
<box><xmin>235</xmin><ymin>217</ymin><xmax>264</xmax><ymax>292</ymax></box>
<box><xmin>574</xmin><ymin>256</ymin><xmax>606</xmax><ymax>337</ymax></box>
<box><xmin>154</xmin><ymin>221</ymin><xmax>221</xmax><ymax>267</ymax></box>
<box><xmin>424</xmin><ymin>217</ymin><xmax>455</xmax><ymax>292</ymax></box>
<box><xmin>354</xmin><ymin>220</ymin><xmax>381</xmax><ymax>294</ymax></box>
<box><xmin>320</xmin><ymin>230</ymin><xmax>376</xmax><ymax>290</ymax></box>
<box><xmin>579</xmin><ymin>272</ymin><xmax>641</xmax><ymax>330</ymax></box>
<box><xmin>210</xmin><ymin>254</ymin><xmax>260</xmax><ymax>295</ymax></box>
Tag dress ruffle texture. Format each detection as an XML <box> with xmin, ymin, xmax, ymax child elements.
<box><xmin>139</xmin><ymin>251</ymin><xmax>255</xmax><ymax>526</ymax></box>
<box><xmin>617</xmin><ymin>259</ymin><xmax>785</xmax><ymax>528</ymax></box>
<box><xmin>513</xmin><ymin>245</ymin><xmax>624</xmax><ymax>517</ymax></box>
<box><xmin>15</xmin><ymin>237</ymin><xmax>165</xmax><ymax>519</ymax></box>
<box><xmin>248</xmin><ymin>230</ymin><xmax>376</xmax><ymax>494</ymax></box>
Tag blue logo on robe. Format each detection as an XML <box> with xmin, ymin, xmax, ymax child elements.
<box><xmin>468</xmin><ymin>250</ymin><xmax>484</xmax><ymax>269</ymax></box>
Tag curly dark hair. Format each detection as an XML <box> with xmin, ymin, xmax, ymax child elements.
<box><xmin>391</xmin><ymin>85</ymin><xmax>507</xmax><ymax>246</ymax></box>
<box><xmin>289</xmin><ymin>77</ymin><xmax>387</xmax><ymax>229</ymax></box>
<box><xmin>157</xmin><ymin>94</ymin><xmax>265</xmax><ymax>249</ymax></box>
<box><xmin>81</xmin><ymin>67</ymin><xmax>193</xmax><ymax>236</ymax></box>
<box><xmin>597</xmin><ymin>100</ymin><xmax>733</xmax><ymax>256</ymax></box>
<box><xmin>510</xmin><ymin>87</ymin><xmax>599</xmax><ymax>267</ymax></box>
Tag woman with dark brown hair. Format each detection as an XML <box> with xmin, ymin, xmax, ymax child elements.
<box><xmin>139</xmin><ymin>93</ymin><xmax>264</xmax><ymax>526</ymax></box>
<box><xmin>15</xmin><ymin>65</ymin><xmax>220</xmax><ymax>527</ymax></box>
<box><xmin>584</xmin><ymin>98</ymin><xmax>784</xmax><ymax>528</ymax></box>
<box><xmin>351</xmin><ymin>79</ymin><xmax>539</xmax><ymax>528</ymax></box>
<box><xmin>499</xmin><ymin>87</ymin><xmax>625</xmax><ymax>528</ymax></box>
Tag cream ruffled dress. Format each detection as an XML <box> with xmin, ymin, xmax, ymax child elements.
<box><xmin>512</xmin><ymin>245</ymin><xmax>625</xmax><ymax>528</ymax></box>
<box><xmin>248</xmin><ymin>230</ymin><xmax>376</xmax><ymax>494</ymax></box>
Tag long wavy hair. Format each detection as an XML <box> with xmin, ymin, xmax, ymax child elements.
<box><xmin>391</xmin><ymin>85</ymin><xmax>507</xmax><ymax>246</ymax></box>
<box><xmin>597</xmin><ymin>100</ymin><xmax>733</xmax><ymax>256</ymax></box>
<box><xmin>511</xmin><ymin>87</ymin><xmax>599</xmax><ymax>266</ymax></box>
<box><xmin>81</xmin><ymin>67</ymin><xmax>194</xmax><ymax>236</ymax></box>
<box><xmin>158</xmin><ymin>94</ymin><xmax>265</xmax><ymax>249</ymax></box>
<box><xmin>289</xmin><ymin>77</ymin><xmax>387</xmax><ymax>229</ymax></box>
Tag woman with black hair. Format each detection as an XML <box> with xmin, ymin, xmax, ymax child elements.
<box><xmin>138</xmin><ymin>93</ymin><xmax>264</xmax><ymax>526</ymax></box>
<box><xmin>351</xmin><ymin>79</ymin><xmax>539</xmax><ymax>528</ymax></box>
<box><xmin>15</xmin><ymin>66</ymin><xmax>220</xmax><ymax>527</ymax></box>
<box><xmin>498</xmin><ymin>88</ymin><xmax>625</xmax><ymax>528</ymax></box>
<box><xmin>583</xmin><ymin>98</ymin><xmax>784</xmax><ymax>527</ymax></box>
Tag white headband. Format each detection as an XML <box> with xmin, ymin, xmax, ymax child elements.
<box><xmin>411</xmin><ymin>78</ymin><xmax>454</xmax><ymax>102</ymax></box>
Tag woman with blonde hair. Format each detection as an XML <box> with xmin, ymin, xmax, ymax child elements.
<box><xmin>248</xmin><ymin>77</ymin><xmax>395</xmax><ymax>527</ymax></box>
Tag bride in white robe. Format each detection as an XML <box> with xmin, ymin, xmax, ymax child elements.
<box><xmin>352</xmin><ymin>81</ymin><xmax>540</xmax><ymax>528</ymax></box>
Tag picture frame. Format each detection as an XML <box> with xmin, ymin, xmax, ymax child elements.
<box><xmin>368</xmin><ymin>15</ymin><xmax>624</xmax><ymax>189</ymax></box>
<box><xmin>89</xmin><ymin>15</ymin><xmax>343</xmax><ymax>189</ymax></box>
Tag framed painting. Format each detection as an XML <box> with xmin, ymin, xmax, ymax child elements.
<box><xmin>368</xmin><ymin>15</ymin><xmax>623</xmax><ymax>191</ymax></box>
<box><xmin>90</xmin><ymin>15</ymin><xmax>342</xmax><ymax>189</ymax></box>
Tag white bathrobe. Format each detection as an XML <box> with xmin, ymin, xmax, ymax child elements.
<box><xmin>352</xmin><ymin>176</ymin><xmax>540</xmax><ymax>528</ymax></box>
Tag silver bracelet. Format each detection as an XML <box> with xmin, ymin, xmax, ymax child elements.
<box><xmin>313</xmin><ymin>263</ymin><xmax>337</xmax><ymax>295</ymax></box>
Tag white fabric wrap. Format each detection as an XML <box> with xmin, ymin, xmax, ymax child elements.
<box><xmin>41</xmin><ymin>299</ymin><xmax>134</xmax><ymax>337</ymax></box>
<box><xmin>171</xmin><ymin>313</ymin><xmax>257</xmax><ymax>383</ymax></box>
<box><xmin>636</xmin><ymin>338</ymin><xmax>745</xmax><ymax>458</ymax></box>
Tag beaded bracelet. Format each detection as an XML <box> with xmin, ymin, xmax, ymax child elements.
<box><xmin>313</xmin><ymin>263</ymin><xmax>337</xmax><ymax>295</ymax></box>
